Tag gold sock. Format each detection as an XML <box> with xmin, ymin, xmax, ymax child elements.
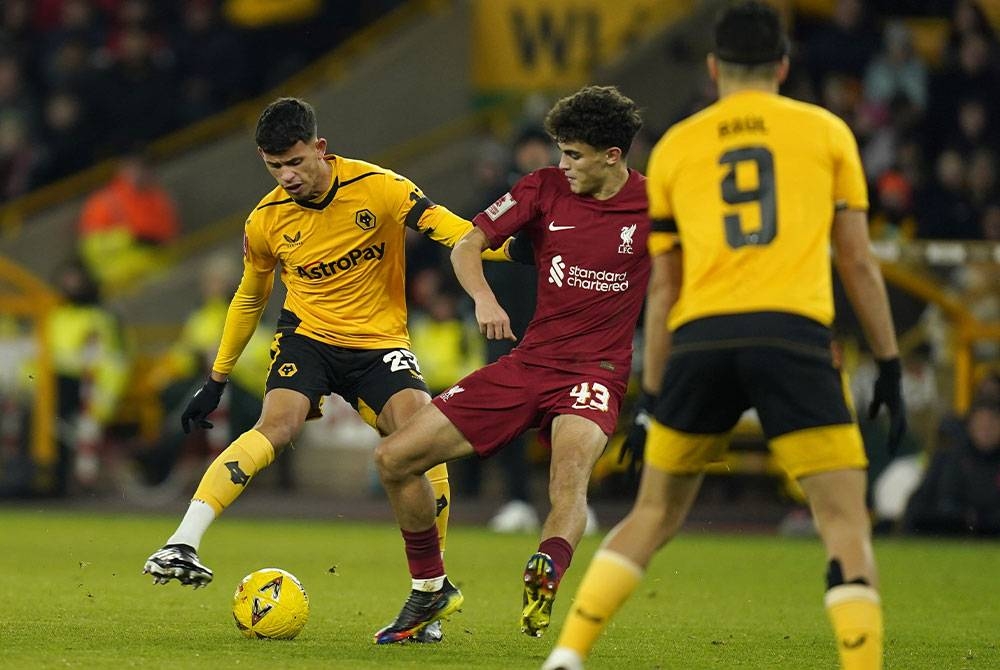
<box><xmin>192</xmin><ymin>430</ymin><xmax>275</xmax><ymax>514</ymax></box>
<box><xmin>556</xmin><ymin>549</ymin><xmax>643</xmax><ymax>657</ymax></box>
<box><xmin>825</xmin><ymin>584</ymin><xmax>884</xmax><ymax>670</ymax></box>
<box><xmin>426</xmin><ymin>462</ymin><xmax>450</xmax><ymax>554</ymax></box>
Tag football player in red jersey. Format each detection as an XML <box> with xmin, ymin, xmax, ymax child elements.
<box><xmin>373</xmin><ymin>85</ymin><xmax>649</xmax><ymax>643</ymax></box>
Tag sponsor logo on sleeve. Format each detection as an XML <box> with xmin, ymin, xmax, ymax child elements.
<box><xmin>485</xmin><ymin>192</ymin><xmax>517</xmax><ymax>221</ymax></box>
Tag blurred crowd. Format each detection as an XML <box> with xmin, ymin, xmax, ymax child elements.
<box><xmin>0</xmin><ymin>0</ymin><xmax>402</xmax><ymax>202</ymax></box>
<box><xmin>668</xmin><ymin>0</ymin><xmax>1000</xmax><ymax>242</ymax></box>
<box><xmin>799</xmin><ymin>0</ymin><xmax>1000</xmax><ymax>241</ymax></box>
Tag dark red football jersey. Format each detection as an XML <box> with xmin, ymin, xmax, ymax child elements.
<box><xmin>474</xmin><ymin>167</ymin><xmax>650</xmax><ymax>370</ymax></box>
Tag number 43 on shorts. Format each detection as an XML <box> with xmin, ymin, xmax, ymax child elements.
<box><xmin>570</xmin><ymin>382</ymin><xmax>610</xmax><ymax>412</ymax></box>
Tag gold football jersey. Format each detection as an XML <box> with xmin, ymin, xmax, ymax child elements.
<box><xmin>646</xmin><ymin>90</ymin><xmax>868</xmax><ymax>329</ymax></box>
<box><xmin>213</xmin><ymin>155</ymin><xmax>480</xmax><ymax>373</ymax></box>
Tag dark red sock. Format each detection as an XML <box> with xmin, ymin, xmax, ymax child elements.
<box><xmin>402</xmin><ymin>526</ymin><xmax>444</xmax><ymax>580</ymax></box>
<box><xmin>538</xmin><ymin>536</ymin><xmax>573</xmax><ymax>582</ymax></box>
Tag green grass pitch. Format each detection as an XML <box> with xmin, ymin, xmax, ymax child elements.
<box><xmin>0</xmin><ymin>508</ymin><xmax>997</xmax><ymax>669</ymax></box>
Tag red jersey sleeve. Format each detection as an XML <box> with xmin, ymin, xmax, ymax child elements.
<box><xmin>472</xmin><ymin>171</ymin><xmax>544</xmax><ymax>249</ymax></box>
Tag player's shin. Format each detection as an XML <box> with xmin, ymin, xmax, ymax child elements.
<box><xmin>552</xmin><ymin>549</ymin><xmax>643</xmax><ymax>658</ymax></box>
<box><xmin>402</xmin><ymin>524</ymin><xmax>445</xmax><ymax>587</ymax></box>
<box><xmin>163</xmin><ymin>430</ymin><xmax>276</xmax><ymax>550</ymax></box>
<box><xmin>824</xmin><ymin>559</ymin><xmax>884</xmax><ymax>670</ymax></box>
<box><xmin>426</xmin><ymin>462</ymin><xmax>450</xmax><ymax>554</ymax></box>
<box><xmin>191</xmin><ymin>429</ymin><xmax>276</xmax><ymax>514</ymax></box>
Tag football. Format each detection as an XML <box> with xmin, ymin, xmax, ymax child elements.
<box><xmin>232</xmin><ymin>568</ymin><xmax>310</xmax><ymax>640</ymax></box>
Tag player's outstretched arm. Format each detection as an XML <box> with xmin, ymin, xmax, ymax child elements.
<box><xmin>831</xmin><ymin>209</ymin><xmax>906</xmax><ymax>453</ymax></box>
<box><xmin>415</xmin><ymin>204</ymin><xmax>524</xmax><ymax>264</ymax></box>
<box><xmin>451</xmin><ymin>227</ymin><xmax>515</xmax><ymax>341</ymax></box>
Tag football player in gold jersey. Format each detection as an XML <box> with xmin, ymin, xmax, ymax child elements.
<box><xmin>543</xmin><ymin>3</ymin><xmax>904</xmax><ymax>669</ymax></box>
<box><xmin>143</xmin><ymin>98</ymin><xmax>520</xmax><ymax>642</ymax></box>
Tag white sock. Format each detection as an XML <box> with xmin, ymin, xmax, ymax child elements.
<box><xmin>166</xmin><ymin>500</ymin><xmax>216</xmax><ymax>551</ymax></box>
<box><xmin>412</xmin><ymin>576</ymin><xmax>445</xmax><ymax>592</ymax></box>
<box><xmin>542</xmin><ymin>647</ymin><xmax>583</xmax><ymax>670</ymax></box>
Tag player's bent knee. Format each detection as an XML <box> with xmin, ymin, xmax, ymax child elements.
<box><xmin>254</xmin><ymin>423</ymin><xmax>297</xmax><ymax>451</ymax></box>
<box><xmin>372</xmin><ymin>441</ymin><xmax>398</xmax><ymax>480</ymax></box>
<box><xmin>373</xmin><ymin>438</ymin><xmax>421</xmax><ymax>482</ymax></box>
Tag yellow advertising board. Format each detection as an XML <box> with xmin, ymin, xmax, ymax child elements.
<box><xmin>472</xmin><ymin>0</ymin><xmax>694</xmax><ymax>91</ymax></box>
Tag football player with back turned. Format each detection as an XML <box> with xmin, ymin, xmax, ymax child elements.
<box><xmin>544</xmin><ymin>3</ymin><xmax>904</xmax><ymax>669</ymax></box>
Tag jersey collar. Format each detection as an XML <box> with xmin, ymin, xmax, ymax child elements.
<box><xmin>296</xmin><ymin>177</ymin><xmax>338</xmax><ymax>210</ymax></box>
<box><xmin>296</xmin><ymin>156</ymin><xmax>339</xmax><ymax>210</ymax></box>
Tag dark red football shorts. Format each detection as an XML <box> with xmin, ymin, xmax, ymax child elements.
<box><xmin>431</xmin><ymin>353</ymin><xmax>627</xmax><ymax>457</ymax></box>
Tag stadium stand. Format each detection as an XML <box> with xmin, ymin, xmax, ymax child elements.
<box><xmin>0</xmin><ymin>0</ymin><xmax>406</xmax><ymax>201</ymax></box>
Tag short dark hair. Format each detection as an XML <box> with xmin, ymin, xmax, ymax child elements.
<box><xmin>255</xmin><ymin>97</ymin><xmax>317</xmax><ymax>154</ymax></box>
<box><xmin>544</xmin><ymin>85</ymin><xmax>642</xmax><ymax>156</ymax></box>
<box><xmin>714</xmin><ymin>1</ymin><xmax>788</xmax><ymax>65</ymax></box>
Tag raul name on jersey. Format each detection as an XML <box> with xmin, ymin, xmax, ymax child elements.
<box><xmin>718</xmin><ymin>115</ymin><xmax>767</xmax><ymax>138</ymax></box>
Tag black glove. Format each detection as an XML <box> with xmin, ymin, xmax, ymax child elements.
<box><xmin>181</xmin><ymin>377</ymin><xmax>227</xmax><ymax>433</ymax></box>
<box><xmin>867</xmin><ymin>357</ymin><xmax>906</xmax><ymax>456</ymax></box>
<box><xmin>619</xmin><ymin>388</ymin><xmax>655</xmax><ymax>479</ymax></box>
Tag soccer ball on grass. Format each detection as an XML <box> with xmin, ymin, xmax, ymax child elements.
<box><xmin>232</xmin><ymin>568</ymin><xmax>309</xmax><ymax>639</ymax></box>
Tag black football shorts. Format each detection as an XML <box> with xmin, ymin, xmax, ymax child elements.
<box><xmin>266</xmin><ymin>329</ymin><xmax>429</xmax><ymax>427</ymax></box>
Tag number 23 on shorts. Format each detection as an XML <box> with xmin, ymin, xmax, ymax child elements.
<box><xmin>383</xmin><ymin>349</ymin><xmax>421</xmax><ymax>373</ymax></box>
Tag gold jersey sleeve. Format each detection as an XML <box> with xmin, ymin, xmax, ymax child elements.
<box><xmin>647</xmin><ymin>230</ymin><xmax>680</xmax><ymax>257</ymax></box>
<box><xmin>212</xmin><ymin>239</ymin><xmax>273</xmax><ymax>375</ymax></box>
<box><xmin>396</xmin><ymin>177</ymin><xmax>514</xmax><ymax>261</ymax></box>
<box><xmin>646</xmin><ymin>91</ymin><xmax>868</xmax><ymax>330</ymax></box>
